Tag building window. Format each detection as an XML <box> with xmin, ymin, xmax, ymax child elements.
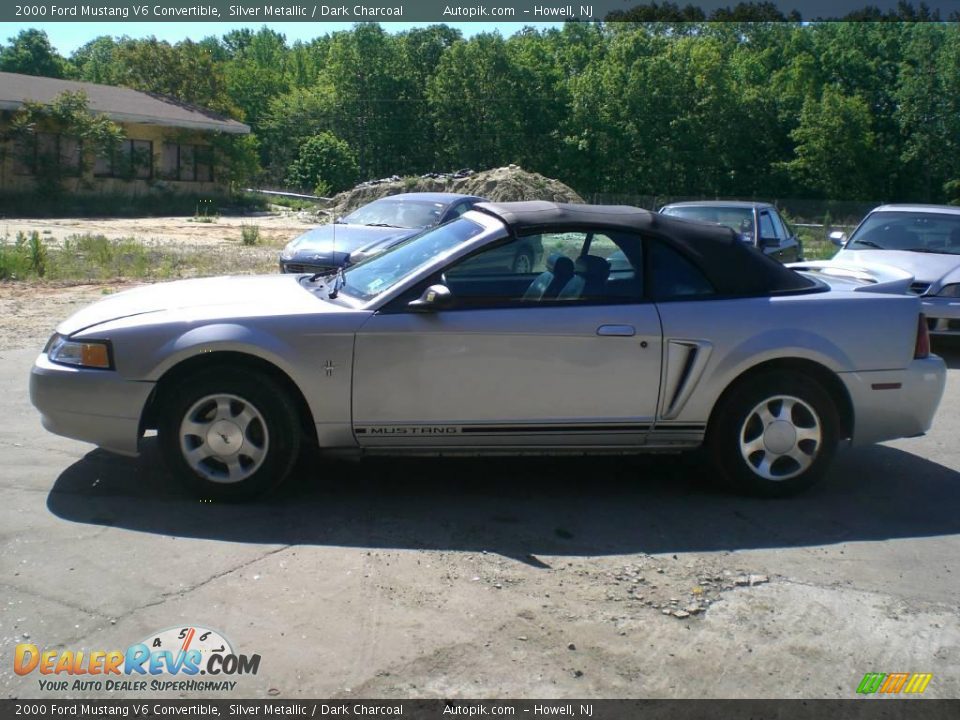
<box><xmin>95</xmin><ymin>139</ymin><xmax>153</xmax><ymax>179</ymax></box>
<box><xmin>162</xmin><ymin>142</ymin><xmax>214</xmax><ymax>182</ymax></box>
<box><xmin>13</xmin><ymin>132</ymin><xmax>82</xmax><ymax>176</ymax></box>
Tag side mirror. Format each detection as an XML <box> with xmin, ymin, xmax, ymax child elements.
<box><xmin>760</xmin><ymin>236</ymin><xmax>781</xmax><ymax>249</ymax></box>
<box><xmin>829</xmin><ymin>231</ymin><xmax>847</xmax><ymax>247</ymax></box>
<box><xmin>408</xmin><ymin>284</ymin><xmax>454</xmax><ymax>311</ymax></box>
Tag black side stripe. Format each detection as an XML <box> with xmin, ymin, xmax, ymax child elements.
<box><xmin>356</xmin><ymin>423</ymin><xmax>707</xmax><ymax>435</ymax></box>
<box><xmin>462</xmin><ymin>424</ymin><xmax>650</xmax><ymax>434</ymax></box>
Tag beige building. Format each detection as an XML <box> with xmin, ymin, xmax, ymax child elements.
<box><xmin>0</xmin><ymin>71</ymin><xmax>250</xmax><ymax>195</ymax></box>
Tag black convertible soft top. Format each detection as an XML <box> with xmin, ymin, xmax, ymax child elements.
<box><xmin>474</xmin><ymin>201</ymin><xmax>814</xmax><ymax>296</ymax></box>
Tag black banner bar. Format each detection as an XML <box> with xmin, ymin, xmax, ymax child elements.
<box><xmin>2</xmin><ymin>700</ymin><xmax>959</xmax><ymax>719</ymax></box>
<box><xmin>2</xmin><ymin>1</ymin><xmax>959</xmax><ymax>24</ymax></box>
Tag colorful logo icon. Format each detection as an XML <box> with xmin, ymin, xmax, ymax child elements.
<box><xmin>857</xmin><ymin>672</ymin><xmax>932</xmax><ymax>695</ymax></box>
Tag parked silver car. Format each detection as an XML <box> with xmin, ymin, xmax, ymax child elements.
<box><xmin>831</xmin><ymin>204</ymin><xmax>960</xmax><ymax>336</ymax></box>
<box><xmin>31</xmin><ymin>202</ymin><xmax>945</xmax><ymax>500</ymax></box>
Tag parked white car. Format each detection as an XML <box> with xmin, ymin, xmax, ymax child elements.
<box><xmin>831</xmin><ymin>204</ymin><xmax>960</xmax><ymax>336</ymax></box>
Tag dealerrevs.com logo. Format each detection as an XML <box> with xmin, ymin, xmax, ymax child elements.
<box><xmin>15</xmin><ymin>626</ymin><xmax>260</xmax><ymax>693</ymax></box>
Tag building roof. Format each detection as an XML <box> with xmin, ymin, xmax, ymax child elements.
<box><xmin>0</xmin><ymin>72</ymin><xmax>249</xmax><ymax>134</ymax></box>
<box><xmin>474</xmin><ymin>201</ymin><xmax>814</xmax><ymax>296</ymax></box>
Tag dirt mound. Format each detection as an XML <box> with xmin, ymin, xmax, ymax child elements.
<box><xmin>322</xmin><ymin>165</ymin><xmax>584</xmax><ymax>219</ymax></box>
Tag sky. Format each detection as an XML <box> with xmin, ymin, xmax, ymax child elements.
<box><xmin>0</xmin><ymin>21</ymin><xmax>561</xmax><ymax>55</ymax></box>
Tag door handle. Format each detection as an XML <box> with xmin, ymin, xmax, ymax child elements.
<box><xmin>596</xmin><ymin>324</ymin><xmax>636</xmax><ymax>337</ymax></box>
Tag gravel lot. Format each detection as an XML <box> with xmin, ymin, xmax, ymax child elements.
<box><xmin>0</xmin><ymin>219</ymin><xmax>958</xmax><ymax>700</ymax></box>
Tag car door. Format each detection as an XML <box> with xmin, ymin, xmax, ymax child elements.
<box><xmin>352</xmin><ymin>230</ymin><xmax>663</xmax><ymax>448</ymax></box>
<box><xmin>768</xmin><ymin>209</ymin><xmax>801</xmax><ymax>261</ymax></box>
<box><xmin>773</xmin><ymin>211</ymin><xmax>803</xmax><ymax>261</ymax></box>
<box><xmin>759</xmin><ymin>209</ymin><xmax>788</xmax><ymax>261</ymax></box>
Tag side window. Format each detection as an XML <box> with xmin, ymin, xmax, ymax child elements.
<box><xmin>768</xmin><ymin>211</ymin><xmax>788</xmax><ymax>240</ymax></box>
<box><xmin>758</xmin><ymin>211</ymin><xmax>778</xmax><ymax>241</ymax></box>
<box><xmin>446</xmin><ymin>202</ymin><xmax>472</xmax><ymax>220</ymax></box>
<box><xmin>648</xmin><ymin>240</ymin><xmax>715</xmax><ymax>300</ymax></box>
<box><xmin>438</xmin><ymin>230</ymin><xmax>643</xmax><ymax>307</ymax></box>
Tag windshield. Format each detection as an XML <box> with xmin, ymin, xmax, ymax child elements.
<box><xmin>848</xmin><ymin>211</ymin><xmax>960</xmax><ymax>254</ymax></box>
<box><xmin>341</xmin><ymin>197</ymin><xmax>448</xmax><ymax>229</ymax></box>
<box><xmin>662</xmin><ymin>206</ymin><xmax>755</xmax><ymax>241</ymax></box>
<box><xmin>339</xmin><ymin>218</ymin><xmax>485</xmax><ymax>300</ymax></box>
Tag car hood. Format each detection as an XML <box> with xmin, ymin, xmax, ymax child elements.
<box><xmin>285</xmin><ymin>223</ymin><xmax>418</xmax><ymax>256</ymax></box>
<box><xmin>834</xmin><ymin>248</ymin><xmax>960</xmax><ymax>283</ymax></box>
<box><xmin>57</xmin><ymin>275</ymin><xmax>337</xmax><ymax>336</ymax></box>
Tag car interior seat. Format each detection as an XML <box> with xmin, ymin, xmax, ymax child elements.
<box><xmin>524</xmin><ymin>253</ymin><xmax>575</xmax><ymax>301</ymax></box>
<box><xmin>558</xmin><ymin>255</ymin><xmax>612</xmax><ymax>300</ymax></box>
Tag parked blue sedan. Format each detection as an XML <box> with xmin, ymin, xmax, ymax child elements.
<box><xmin>279</xmin><ymin>193</ymin><xmax>486</xmax><ymax>274</ymax></box>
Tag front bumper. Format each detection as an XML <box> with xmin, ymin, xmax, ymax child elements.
<box><xmin>839</xmin><ymin>356</ymin><xmax>947</xmax><ymax>447</ymax></box>
<box><xmin>920</xmin><ymin>296</ymin><xmax>960</xmax><ymax>335</ymax></box>
<box><xmin>30</xmin><ymin>353</ymin><xmax>155</xmax><ymax>456</ymax></box>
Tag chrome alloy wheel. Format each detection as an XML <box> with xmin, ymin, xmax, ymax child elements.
<box><xmin>738</xmin><ymin>394</ymin><xmax>822</xmax><ymax>481</ymax></box>
<box><xmin>178</xmin><ymin>394</ymin><xmax>269</xmax><ymax>484</ymax></box>
<box><xmin>513</xmin><ymin>253</ymin><xmax>533</xmax><ymax>274</ymax></box>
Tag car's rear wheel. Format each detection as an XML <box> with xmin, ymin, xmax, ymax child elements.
<box><xmin>707</xmin><ymin>371</ymin><xmax>839</xmax><ymax>497</ymax></box>
<box><xmin>158</xmin><ymin>367</ymin><xmax>301</xmax><ymax>500</ymax></box>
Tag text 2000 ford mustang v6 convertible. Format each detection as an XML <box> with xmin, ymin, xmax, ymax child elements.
<box><xmin>31</xmin><ymin>203</ymin><xmax>946</xmax><ymax>499</ymax></box>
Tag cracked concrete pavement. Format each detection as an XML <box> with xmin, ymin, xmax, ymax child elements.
<box><xmin>1</xmin><ymin>341</ymin><xmax>958</xmax><ymax>700</ymax></box>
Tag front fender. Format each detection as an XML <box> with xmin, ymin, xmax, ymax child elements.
<box><xmin>149</xmin><ymin>323</ymin><xmax>302</xmax><ymax>382</ymax></box>
<box><xmin>92</xmin><ymin>319</ymin><xmax>358</xmax><ymax>448</ymax></box>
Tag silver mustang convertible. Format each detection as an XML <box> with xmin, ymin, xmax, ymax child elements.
<box><xmin>31</xmin><ymin>202</ymin><xmax>946</xmax><ymax>499</ymax></box>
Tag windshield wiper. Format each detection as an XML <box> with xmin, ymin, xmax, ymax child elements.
<box><xmin>850</xmin><ymin>239</ymin><xmax>883</xmax><ymax>249</ymax></box>
<box><xmin>905</xmin><ymin>247</ymin><xmax>953</xmax><ymax>254</ymax></box>
<box><xmin>365</xmin><ymin>222</ymin><xmax>404</xmax><ymax>228</ymax></box>
<box><xmin>327</xmin><ymin>267</ymin><xmax>346</xmax><ymax>299</ymax></box>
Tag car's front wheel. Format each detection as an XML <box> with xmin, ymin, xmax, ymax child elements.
<box><xmin>707</xmin><ymin>371</ymin><xmax>839</xmax><ymax>497</ymax></box>
<box><xmin>158</xmin><ymin>367</ymin><xmax>301</xmax><ymax>500</ymax></box>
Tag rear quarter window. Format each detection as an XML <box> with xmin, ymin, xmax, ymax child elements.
<box><xmin>647</xmin><ymin>240</ymin><xmax>715</xmax><ymax>300</ymax></box>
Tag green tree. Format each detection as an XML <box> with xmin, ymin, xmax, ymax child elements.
<box><xmin>222</xmin><ymin>28</ymin><xmax>291</xmax><ymax>126</ymax></box>
<box><xmin>428</xmin><ymin>33</ymin><xmax>535</xmax><ymax>171</ymax></box>
<box><xmin>286</xmin><ymin>132</ymin><xmax>359</xmax><ymax>194</ymax></box>
<box><xmin>317</xmin><ymin>24</ymin><xmax>417</xmax><ymax>178</ymax></box>
<box><xmin>0</xmin><ymin>29</ymin><xmax>67</xmax><ymax>78</ymax></box>
<box><xmin>782</xmin><ymin>86</ymin><xmax>878</xmax><ymax>199</ymax></box>
<box><xmin>895</xmin><ymin>23</ymin><xmax>956</xmax><ymax>201</ymax></box>
<box><xmin>112</xmin><ymin>38</ymin><xmax>240</xmax><ymax>117</ymax></box>
<box><xmin>70</xmin><ymin>36</ymin><xmax>123</xmax><ymax>84</ymax></box>
<box><xmin>258</xmin><ymin>85</ymin><xmax>338</xmax><ymax>185</ymax></box>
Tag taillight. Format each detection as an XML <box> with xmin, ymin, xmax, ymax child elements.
<box><xmin>915</xmin><ymin>313</ymin><xmax>930</xmax><ymax>359</ymax></box>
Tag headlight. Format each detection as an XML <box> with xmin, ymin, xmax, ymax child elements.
<box><xmin>280</xmin><ymin>245</ymin><xmax>296</xmax><ymax>261</ymax></box>
<box><xmin>45</xmin><ymin>334</ymin><xmax>113</xmax><ymax>369</ymax></box>
<box><xmin>936</xmin><ymin>283</ymin><xmax>960</xmax><ymax>298</ymax></box>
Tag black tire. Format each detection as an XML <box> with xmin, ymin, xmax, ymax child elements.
<box><xmin>513</xmin><ymin>250</ymin><xmax>534</xmax><ymax>274</ymax></box>
<box><xmin>158</xmin><ymin>367</ymin><xmax>301</xmax><ymax>501</ymax></box>
<box><xmin>706</xmin><ymin>371</ymin><xmax>839</xmax><ymax>497</ymax></box>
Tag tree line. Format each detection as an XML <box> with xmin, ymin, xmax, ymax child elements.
<box><xmin>2</xmin><ymin>13</ymin><xmax>959</xmax><ymax>203</ymax></box>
